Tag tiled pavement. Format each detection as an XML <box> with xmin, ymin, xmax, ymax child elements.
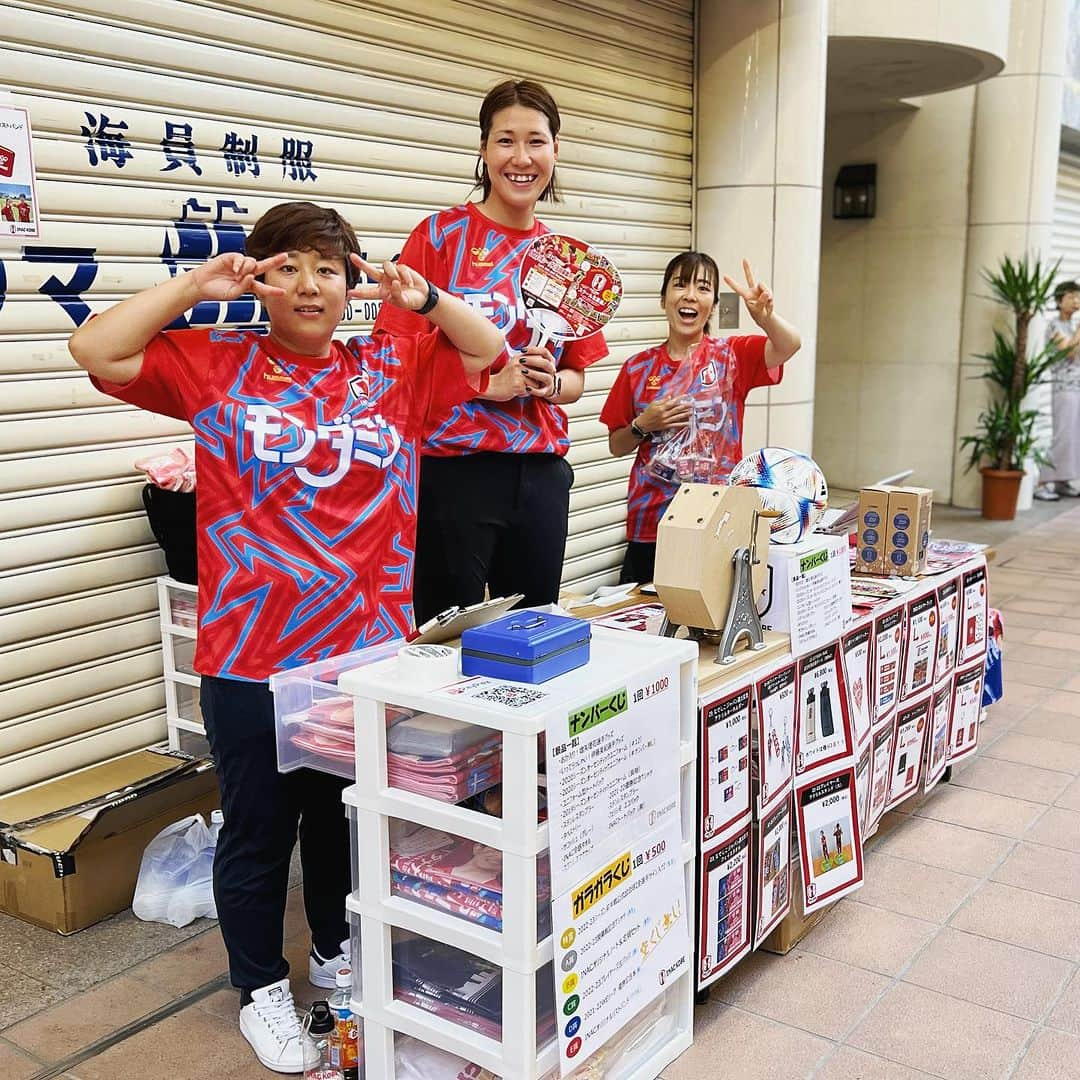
<box><xmin>1</xmin><ymin>501</ymin><xmax>1079</xmax><ymax>1078</ymax></box>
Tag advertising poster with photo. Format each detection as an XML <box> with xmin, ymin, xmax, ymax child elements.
<box><xmin>752</xmin><ymin>661</ymin><xmax>797</xmax><ymax>815</ymax></box>
<box><xmin>698</xmin><ymin>819</ymin><xmax>752</xmax><ymax>990</ymax></box>
<box><xmin>546</xmin><ymin>661</ymin><xmax>680</xmax><ymax>895</ymax></box>
<box><xmin>753</xmin><ymin>795</ymin><xmax>793</xmax><ymax>947</ymax></box>
<box><xmin>900</xmin><ymin>590</ymin><xmax>938</xmax><ymax>702</ymax></box>
<box><xmin>923</xmin><ymin>677</ymin><xmax>953</xmax><ymax>794</ymax></box>
<box><xmin>551</xmin><ymin>819</ymin><xmax>688</xmax><ymax>1074</ymax></box>
<box><xmin>949</xmin><ymin>660</ymin><xmax>985</xmax><ymax>764</ymax></box>
<box><xmin>854</xmin><ymin>743</ymin><xmax>872</xmax><ymax>835</ymax></box>
<box><xmin>794</xmin><ymin>766</ymin><xmax>864</xmax><ymax>913</ymax></box>
<box><xmin>588</xmin><ymin>602</ymin><xmax>667</xmax><ymax>635</ymax></box>
<box><xmin>795</xmin><ymin>642</ymin><xmax>854</xmax><ymax>777</ymax></box>
<box><xmin>700</xmin><ymin>685</ymin><xmax>752</xmax><ymax>844</ymax></box>
<box><xmin>842</xmin><ymin>621</ymin><xmax>873</xmax><ymax>748</ymax></box>
<box><xmin>935</xmin><ymin>575</ymin><xmax>961</xmax><ymax>683</ymax></box>
<box><xmin>958</xmin><ymin>561</ymin><xmax>988</xmax><ymax>666</ymax></box>
<box><xmin>0</xmin><ymin>105</ymin><xmax>40</xmax><ymax>242</ymax></box>
<box><xmin>872</xmin><ymin>605</ymin><xmax>905</xmax><ymax>727</ymax></box>
<box><xmin>886</xmin><ymin>692</ymin><xmax>932</xmax><ymax>810</ymax></box>
<box><xmin>866</xmin><ymin>723</ymin><xmax>894</xmax><ymax>836</ymax></box>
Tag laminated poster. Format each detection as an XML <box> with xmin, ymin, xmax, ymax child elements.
<box><xmin>958</xmin><ymin>561</ymin><xmax>988</xmax><ymax>667</ymax></box>
<box><xmin>949</xmin><ymin>660</ymin><xmax>985</xmax><ymax>764</ymax></box>
<box><xmin>752</xmin><ymin>661</ymin><xmax>797</xmax><ymax>815</ymax></box>
<box><xmin>700</xmin><ymin>685</ymin><xmax>752</xmax><ymax>844</ymax></box>
<box><xmin>795</xmin><ymin>642</ymin><xmax>853</xmax><ymax>777</ymax></box>
<box><xmin>546</xmin><ymin>661</ymin><xmax>680</xmax><ymax>896</ymax></box>
<box><xmin>935</xmin><ymin>576</ymin><xmax>961</xmax><ymax>683</ymax></box>
<box><xmin>698</xmin><ymin>819</ymin><xmax>752</xmax><ymax>989</ymax></box>
<box><xmin>872</xmin><ymin>605</ymin><xmax>905</xmax><ymax>726</ymax></box>
<box><xmin>900</xmin><ymin>590</ymin><xmax>938</xmax><ymax>701</ymax></box>
<box><xmin>842</xmin><ymin>621</ymin><xmax>873</xmax><ymax>748</ymax></box>
<box><xmin>795</xmin><ymin>766</ymin><xmax>864</xmax><ymax>913</ymax></box>
<box><xmin>923</xmin><ymin>677</ymin><xmax>953</xmax><ymax>794</ymax></box>
<box><xmin>0</xmin><ymin>106</ymin><xmax>40</xmax><ymax>241</ymax></box>
<box><xmin>886</xmin><ymin>692</ymin><xmax>931</xmax><ymax>811</ymax></box>
<box><xmin>753</xmin><ymin>795</ymin><xmax>793</xmax><ymax>947</ymax></box>
<box><xmin>854</xmin><ymin>743</ymin><xmax>872</xmax><ymax>835</ymax></box>
<box><xmin>551</xmin><ymin>819</ymin><xmax>688</xmax><ymax>1075</ymax></box>
<box><xmin>866</xmin><ymin>723</ymin><xmax>894</xmax><ymax>835</ymax></box>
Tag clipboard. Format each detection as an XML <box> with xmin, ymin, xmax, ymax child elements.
<box><xmin>410</xmin><ymin>594</ymin><xmax>525</xmax><ymax>644</ymax></box>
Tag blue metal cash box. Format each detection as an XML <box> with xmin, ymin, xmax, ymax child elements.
<box><xmin>460</xmin><ymin>611</ymin><xmax>591</xmax><ymax>684</ymax></box>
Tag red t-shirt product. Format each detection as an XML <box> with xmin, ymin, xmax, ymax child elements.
<box><xmin>600</xmin><ymin>335</ymin><xmax>781</xmax><ymax>542</ymax></box>
<box><xmin>374</xmin><ymin>202</ymin><xmax>608</xmax><ymax>456</ymax></box>
<box><xmin>93</xmin><ymin>327</ymin><xmax>478</xmax><ymax>680</ymax></box>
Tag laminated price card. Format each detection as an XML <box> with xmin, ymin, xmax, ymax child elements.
<box><xmin>546</xmin><ymin>661</ymin><xmax>681</xmax><ymax>896</ymax></box>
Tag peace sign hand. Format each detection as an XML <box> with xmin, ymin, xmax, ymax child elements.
<box><xmin>190</xmin><ymin>252</ymin><xmax>287</xmax><ymax>302</ymax></box>
<box><xmin>348</xmin><ymin>255</ymin><xmax>431</xmax><ymax>311</ymax></box>
<box><xmin>723</xmin><ymin>259</ymin><xmax>774</xmax><ymax>326</ymax></box>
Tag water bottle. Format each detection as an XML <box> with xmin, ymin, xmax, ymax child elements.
<box><xmin>304</xmin><ymin>1001</ymin><xmax>343</xmax><ymax>1080</ymax></box>
<box><xmin>329</xmin><ymin>967</ymin><xmax>361</xmax><ymax>1080</ymax></box>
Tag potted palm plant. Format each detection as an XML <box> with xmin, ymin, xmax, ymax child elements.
<box><xmin>960</xmin><ymin>254</ymin><xmax>1068</xmax><ymax>520</ymax></box>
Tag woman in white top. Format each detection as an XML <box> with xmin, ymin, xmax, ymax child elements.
<box><xmin>1035</xmin><ymin>280</ymin><xmax>1080</xmax><ymax>500</ymax></box>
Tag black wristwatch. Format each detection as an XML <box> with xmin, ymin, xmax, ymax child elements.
<box><xmin>630</xmin><ymin>419</ymin><xmax>649</xmax><ymax>441</ymax></box>
<box><xmin>416</xmin><ymin>280</ymin><xmax>440</xmax><ymax>316</ymax></box>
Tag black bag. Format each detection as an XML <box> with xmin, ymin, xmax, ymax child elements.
<box><xmin>141</xmin><ymin>484</ymin><xmax>197</xmax><ymax>584</ymax></box>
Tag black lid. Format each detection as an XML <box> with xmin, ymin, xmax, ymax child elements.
<box><xmin>308</xmin><ymin>1000</ymin><xmax>335</xmax><ymax>1035</ymax></box>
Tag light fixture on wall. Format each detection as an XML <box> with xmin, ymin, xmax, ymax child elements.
<box><xmin>833</xmin><ymin>163</ymin><xmax>876</xmax><ymax>219</ymax></box>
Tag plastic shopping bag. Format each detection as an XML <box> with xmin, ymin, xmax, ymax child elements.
<box><xmin>132</xmin><ymin>810</ymin><xmax>223</xmax><ymax>927</ymax></box>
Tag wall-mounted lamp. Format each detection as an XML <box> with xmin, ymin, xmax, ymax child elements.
<box><xmin>833</xmin><ymin>163</ymin><xmax>876</xmax><ymax>219</ymax></box>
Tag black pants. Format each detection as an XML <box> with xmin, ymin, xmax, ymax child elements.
<box><xmin>413</xmin><ymin>452</ymin><xmax>574</xmax><ymax>625</ymax></box>
<box><xmin>200</xmin><ymin>675</ymin><xmax>350</xmax><ymax>995</ymax></box>
<box><xmin>619</xmin><ymin>541</ymin><xmax>657</xmax><ymax>586</ymax></box>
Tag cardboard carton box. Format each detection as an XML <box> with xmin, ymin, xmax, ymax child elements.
<box><xmin>854</xmin><ymin>487</ymin><xmax>890</xmax><ymax>575</ymax></box>
<box><xmin>0</xmin><ymin>747</ymin><xmax>218</xmax><ymax>934</ymax></box>
<box><xmin>884</xmin><ymin>486</ymin><xmax>933</xmax><ymax>575</ymax></box>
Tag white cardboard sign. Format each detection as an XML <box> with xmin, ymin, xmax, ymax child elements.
<box><xmin>886</xmin><ymin>691</ymin><xmax>932</xmax><ymax>810</ymax></box>
<box><xmin>958</xmin><ymin>561</ymin><xmax>989</xmax><ymax>666</ymax></box>
<box><xmin>923</xmin><ymin>676</ymin><xmax>953</xmax><ymax>794</ymax></box>
<box><xmin>795</xmin><ymin>766</ymin><xmax>864</xmax><ymax>913</ymax></box>
<box><xmin>842</xmin><ymin>620</ymin><xmax>873</xmax><ymax>748</ymax></box>
<box><xmin>698</xmin><ymin>817</ymin><xmax>753</xmax><ymax>989</ymax></box>
<box><xmin>900</xmin><ymin>590</ymin><xmax>938</xmax><ymax>701</ymax></box>
<box><xmin>700</xmin><ymin>684</ymin><xmax>753</xmax><ymax>844</ymax></box>
<box><xmin>949</xmin><ymin>660</ymin><xmax>985</xmax><ymax>764</ymax></box>
<box><xmin>753</xmin><ymin>795</ymin><xmax>793</xmax><ymax>947</ymax></box>
<box><xmin>753</xmin><ymin>661</ymin><xmax>797</xmax><ymax>815</ymax></box>
<box><xmin>872</xmin><ymin>604</ymin><xmax>906</xmax><ymax>726</ymax></box>
<box><xmin>795</xmin><ymin>641</ymin><xmax>854</xmax><ymax>777</ymax></box>
<box><xmin>866</xmin><ymin>723</ymin><xmax>894</xmax><ymax>835</ymax></box>
<box><xmin>935</xmin><ymin>575</ymin><xmax>961</xmax><ymax>683</ymax></box>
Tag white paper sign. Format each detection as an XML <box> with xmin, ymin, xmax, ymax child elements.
<box><xmin>886</xmin><ymin>692</ymin><xmax>932</xmax><ymax>810</ymax></box>
<box><xmin>958</xmin><ymin>562</ymin><xmax>988</xmax><ymax>665</ymax></box>
<box><xmin>855</xmin><ymin>743</ymin><xmax>872</xmax><ymax>834</ymax></box>
<box><xmin>935</xmin><ymin>576</ymin><xmax>961</xmax><ymax>682</ymax></box>
<box><xmin>588</xmin><ymin>602</ymin><xmax>667</xmax><ymax>635</ymax></box>
<box><xmin>795</xmin><ymin>642</ymin><xmax>854</xmax><ymax>776</ymax></box>
<box><xmin>785</xmin><ymin>534</ymin><xmax>853</xmax><ymax>657</ymax></box>
<box><xmin>753</xmin><ymin>796</ymin><xmax>793</xmax><ymax>946</ymax></box>
<box><xmin>866</xmin><ymin>723</ymin><xmax>894</xmax><ymax>834</ymax></box>
<box><xmin>873</xmin><ymin>605</ymin><xmax>905</xmax><ymax>724</ymax></box>
<box><xmin>923</xmin><ymin>678</ymin><xmax>953</xmax><ymax>793</ymax></box>
<box><xmin>698</xmin><ymin>820</ymin><xmax>752</xmax><ymax>988</ymax></box>
<box><xmin>949</xmin><ymin>661</ymin><xmax>984</xmax><ymax>763</ymax></box>
<box><xmin>0</xmin><ymin>106</ymin><xmax>40</xmax><ymax>241</ymax></box>
<box><xmin>701</xmin><ymin>685</ymin><xmax>752</xmax><ymax>842</ymax></box>
<box><xmin>900</xmin><ymin>590</ymin><xmax>938</xmax><ymax>701</ymax></box>
<box><xmin>552</xmin><ymin>820</ymin><xmax>689</xmax><ymax>1074</ymax></box>
<box><xmin>753</xmin><ymin>662</ymin><xmax>797</xmax><ymax>814</ymax></box>
<box><xmin>842</xmin><ymin>622</ymin><xmax>873</xmax><ymax>747</ymax></box>
<box><xmin>795</xmin><ymin>767</ymin><xmax>864</xmax><ymax>912</ymax></box>
<box><xmin>546</xmin><ymin>664</ymin><xmax>680</xmax><ymax>895</ymax></box>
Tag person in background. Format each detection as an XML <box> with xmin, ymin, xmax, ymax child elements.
<box><xmin>69</xmin><ymin>201</ymin><xmax>502</xmax><ymax>1074</ymax></box>
<box><xmin>1034</xmin><ymin>280</ymin><xmax>1080</xmax><ymax>500</ymax></box>
<box><xmin>600</xmin><ymin>252</ymin><xmax>801</xmax><ymax>585</ymax></box>
<box><xmin>374</xmin><ymin>79</ymin><xmax>607</xmax><ymax>623</ymax></box>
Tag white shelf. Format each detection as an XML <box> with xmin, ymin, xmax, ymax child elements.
<box><xmin>157</xmin><ymin>576</ymin><xmax>204</xmax><ymax>753</ymax></box>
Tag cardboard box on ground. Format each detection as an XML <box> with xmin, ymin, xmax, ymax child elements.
<box><xmin>0</xmin><ymin>747</ymin><xmax>218</xmax><ymax>934</ymax></box>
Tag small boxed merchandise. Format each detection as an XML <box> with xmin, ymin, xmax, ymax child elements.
<box><xmin>0</xmin><ymin>747</ymin><xmax>218</xmax><ymax>934</ymax></box>
<box><xmin>461</xmin><ymin>611</ymin><xmax>590</xmax><ymax>684</ymax></box>
<box><xmin>854</xmin><ymin>486</ymin><xmax>890</xmax><ymax>574</ymax></box>
<box><xmin>854</xmin><ymin>485</ymin><xmax>933</xmax><ymax>576</ymax></box>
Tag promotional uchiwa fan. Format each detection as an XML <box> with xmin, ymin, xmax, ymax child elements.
<box><xmin>517</xmin><ymin>232</ymin><xmax>623</xmax><ymax>348</ymax></box>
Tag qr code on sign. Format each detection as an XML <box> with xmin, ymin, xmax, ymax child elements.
<box><xmin>474</xmin><ymin>684</ymin><xmax>547</xmax><ymax>708</ymax></box>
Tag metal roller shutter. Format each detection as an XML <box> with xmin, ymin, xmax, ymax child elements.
<box><xmin>1</xmin><ymin>0</ymin><xmax>692</xmax><ymax>789</ymax></box>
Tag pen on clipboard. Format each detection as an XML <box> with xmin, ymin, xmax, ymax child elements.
<box><xmin>406</xmin><ymin>605</ymin><xmax>461</xmax><ymax>641</ymax></box>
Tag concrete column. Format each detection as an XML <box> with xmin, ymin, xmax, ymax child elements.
<box><xmin>695</xmin><ymin>0</ymin><xmax>828</xmax><ymax>457</ymax></box>
<box><xmin>953</xmin><ymin>0</ymin><xmax>1068</xmax><ymax>508</ymax></box>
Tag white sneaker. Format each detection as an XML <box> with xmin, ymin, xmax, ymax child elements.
<box><xmin>239</xmin><ymin>978</ymin><xmax>316</xmax><ymax>1074</ymax></box>
<box><xmin>309</xmin><ymin>940</ymin><xmax>350</xmax><ymax>989</ymax></box>
<box><xmin>1034</xmin><ymin>484</ymin><xmax>1061</xmax><ymax>501</ymax></box>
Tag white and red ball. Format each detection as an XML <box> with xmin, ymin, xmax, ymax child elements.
<box><xmin>729</xmin><ymin>447</ymin><xmax>829</xmax><ymax>544</ymax></box>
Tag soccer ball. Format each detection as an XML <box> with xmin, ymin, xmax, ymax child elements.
<box><xmin>729</xmin><ymin>447</ymin><xmax>829</xmax><ymax>544</ymax></box>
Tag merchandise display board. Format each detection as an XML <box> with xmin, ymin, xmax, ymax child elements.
<box><xmin>949</xmin><ymin>660</ymin><xmax>986</xmax><ymax>763</ymax></box>
<box><xmin>751</xmin><ymin>661</ymin><xmax>797</xmax><ymax>815</ymax></box>
<box><xmin>697</xmin><ymin>817</ymin><xmax>753</xmax><ymax>989</ymax></box>
<box><xmin>700</xmin><ymin>685</ymin><xmax>753</xmax><ymax>844</ymax></box>
<box><xmin>886</xmin><ymin>692</ymin><xmax>932</xmax><ymax>810</ymax></box>
<box><xmin>959</xmin><ymin>561</ymin><xmax>989</xmax><ymax>665</ymax></box>
<box><xmin>752</xmin><ymin>795</ymin><xmax>793</xmax><ymax>947</ymax></box>
<box><xmin>795</xmin><ymin>642</ymin><xmax>854</xmax><ymax>777</ymax></box>
<box><xmin>794</xmin><ymin>765</ymin><xmax>864</xmax><ymax>913</ymax></box>
<box><xmin>935</xmin><ymin>576</ymin><xmax>961</xmax><ymax>683</ymax></box>
<box><xmin>872</xmin><ymin>606</ymin><xmax>905</xmax><ymax>725</ymax></box>
<box><xmin>923</xmin><ymin>678</ymin><xmax>953</xmax><ymax>794</ymax></box>
<box><xmin>865</xmin><ymin>723</ymin><xmax>894</xmax><ymax>836</ymax></box>
<box><xmin>900</xmin><ymin>590</ymin><xmax>939</xmax><ymax>700</ymax></box>
<box><xmin>841</xmin><ymin>624</ymin><xmax>873</xmax><ymax>749</ymax></box>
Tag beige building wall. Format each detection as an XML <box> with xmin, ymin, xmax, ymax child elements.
<box><xmin>814</xmin><ymin>90</ymin><xmax>978</xmax><ymax>498</ymax></box>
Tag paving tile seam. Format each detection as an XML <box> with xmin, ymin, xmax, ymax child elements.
<box><xmin>1002</xmin><ymin>966</ymin><xmax>1080</xmax><ymax>1077</ymax></box>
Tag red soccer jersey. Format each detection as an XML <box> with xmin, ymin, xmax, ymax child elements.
<box><xmin>374</xmin><ymin>202</ymin><xmax>607</xmax><ymax>456</ymax></box>
<box><xmin>600</xmin><ymin>335</ymin><xmax>781</xmax><ymax>542</ymax></box>
<box><xmin>93</xmin><ymin>327</ymin><xmax>479</xmax><ymax>680</ymax></box>
<box><xmin>15</xmin><ymin>200</ymin><xmax>31</xmax><ymax>222</ymax></box>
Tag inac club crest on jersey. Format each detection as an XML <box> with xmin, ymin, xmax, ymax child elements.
<box><xmin>348</xmin><ymin>373</ymin><xmax>370</xmax><ymax>405</ymax></box>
